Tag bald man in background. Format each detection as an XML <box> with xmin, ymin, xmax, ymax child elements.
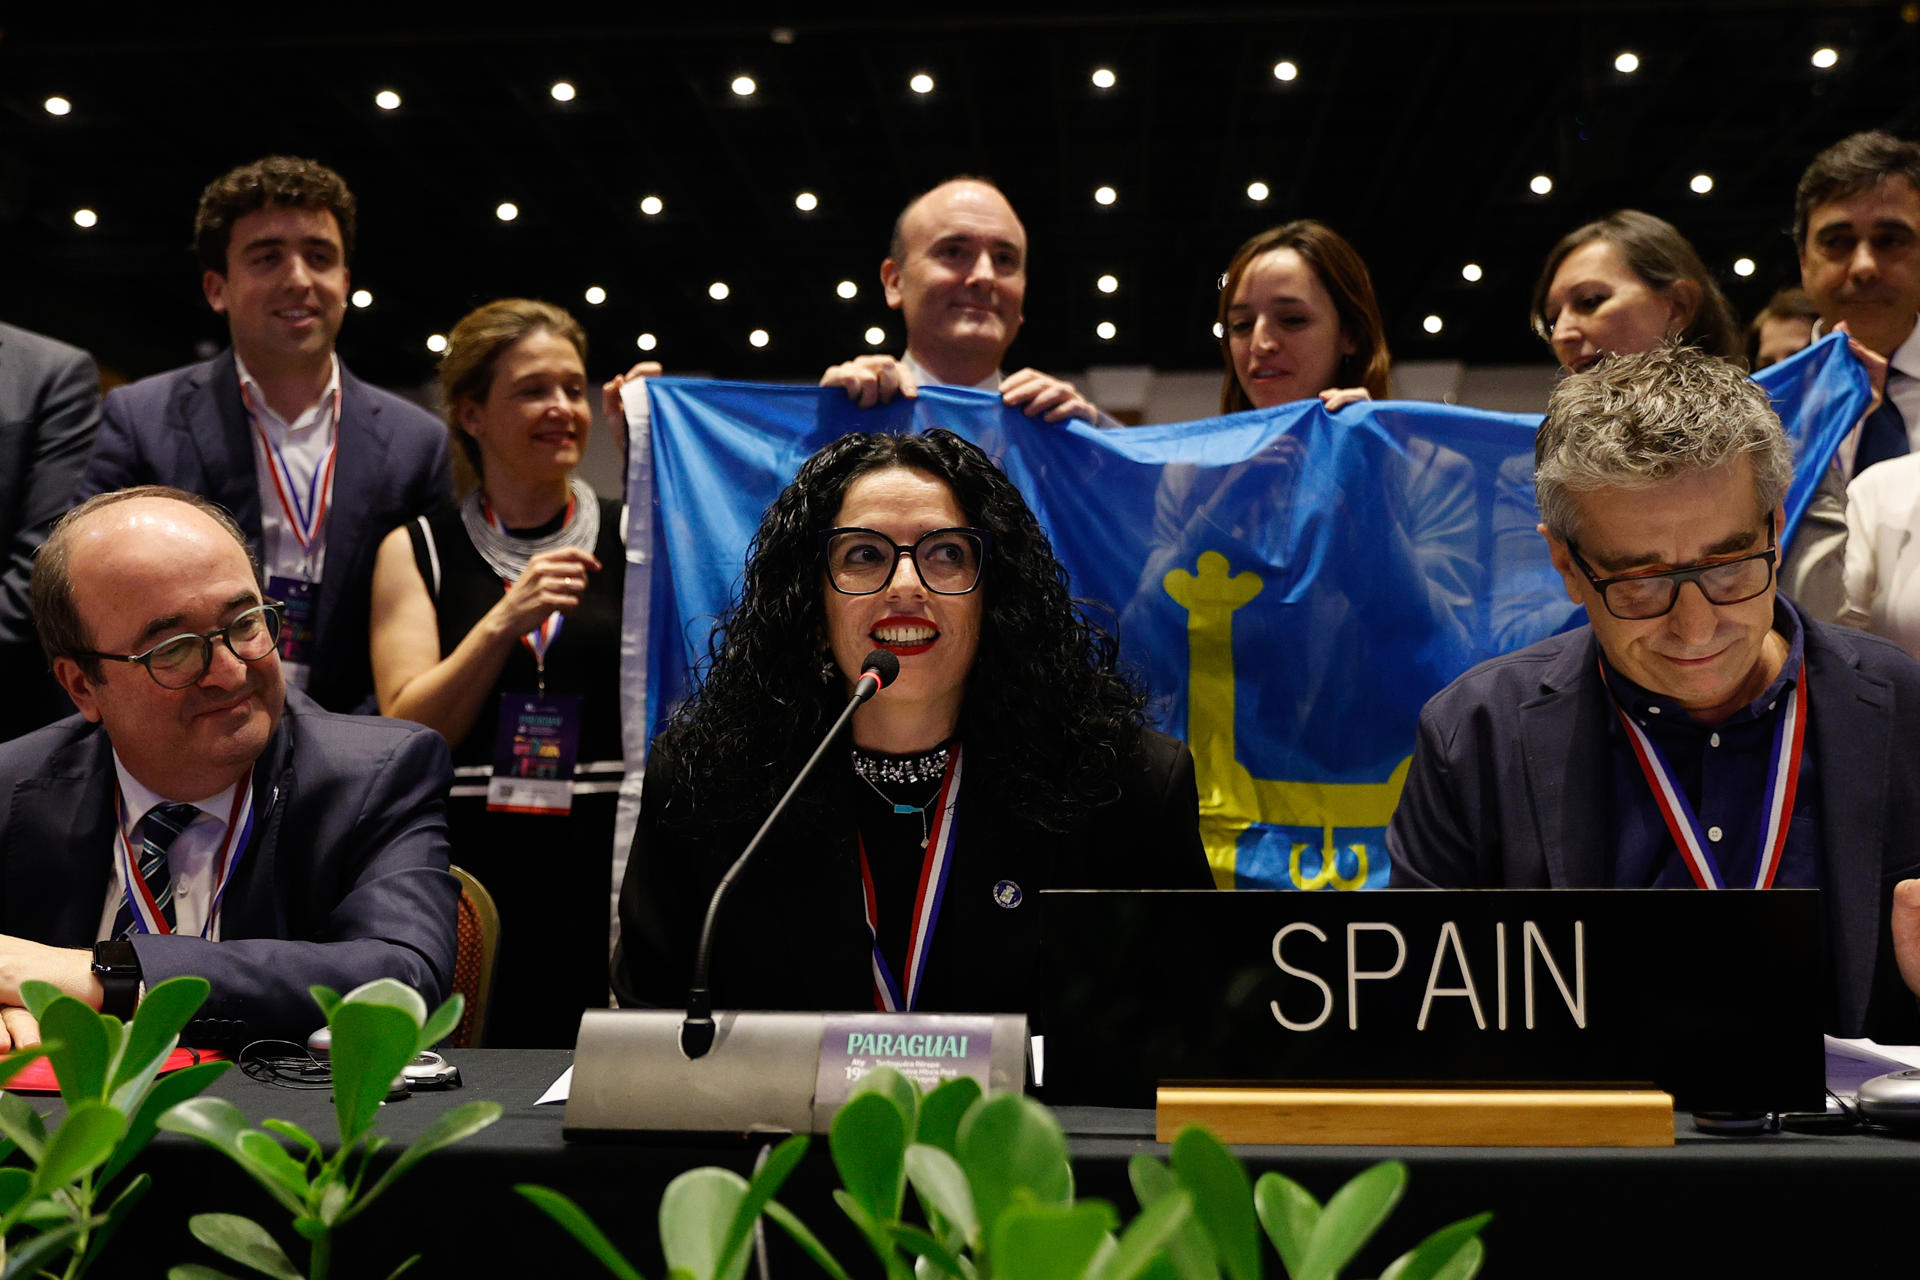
<box><xmin>821</xmin><ymin>177</ymin><xmax>1107</xmax><ymax>425</ymax></box>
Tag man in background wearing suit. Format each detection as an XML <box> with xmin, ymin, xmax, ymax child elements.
<box><xmin>0</xmin><ymin>487</ymin><xmax>457</xmax><ymax>1049</ymax></box>
<box><xmin>0</xmin><ymin>322</ymin><xmax>100</xmax><ymax>740</ymax></box>
<box><xmin>76</xmin><ymin>156</ymin><xmax>449</xmax><ymax>712</ymax></box>
<box><xmin>1389</xmin><ymin>346</ymin><xmax>1920</xmax><ymax>1042</ymax></box>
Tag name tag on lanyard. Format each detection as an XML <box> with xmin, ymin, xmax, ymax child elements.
<box><xmin>488</xmin><ymin>693</ymin><xmax>582</xmax><ymax>815</ymax></box>
<box><xmin>266</xmin><ymin>576</ymin><xmax>319</xmax><ymax>683</ymax></box>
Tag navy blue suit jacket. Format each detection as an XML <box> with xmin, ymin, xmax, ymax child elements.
<box><xmin>1388</xmin><ymin>615</ymin><xmax>1920</xmax><ymax>1041</ymax></box>
<box><xmin>78</xmin><ymin>350</ymin><xmax>450</xmax><ymax>712</ymax></box>
<box><xmin>0</xmin><ymin>691</ymin><xmax>459</xmax><ymax>1045</ymax></box>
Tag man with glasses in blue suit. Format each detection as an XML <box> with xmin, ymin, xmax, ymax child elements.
<box><xmin>0</xmin><ymin>487</ymin><xmax>456</xmax><ymax>1050</ymax></box>
<box><xmin>1389</xmin><ymin>345</ymin><xmax>1920</xmax><ymax>1041</ymax></box>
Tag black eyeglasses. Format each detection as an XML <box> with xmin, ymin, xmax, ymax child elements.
<box><xmin>821</xmin><ymin>527</ymin><xmax>991</xmax><ymax>596</ymax></box>
<box><xmin>75</xmin><ymin>601</ymin><xmax>284</xmax><ymax>689</ymax></box>
<box><xmin>1567</xmin><ymin>518</ymin><xmax>1777</xmax><ymax>620</ymax></box>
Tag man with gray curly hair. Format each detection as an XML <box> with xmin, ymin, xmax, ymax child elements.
<box><xmin>1390</xmin><ymin>345</ymin><xmax>1920</xmax><ymax>1040</ymax></box>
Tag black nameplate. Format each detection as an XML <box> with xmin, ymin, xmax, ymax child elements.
<box><xmin>1038</xmin><ymin>889</ymin><xmax>1823</xmax><ymax>1112</ymax></box>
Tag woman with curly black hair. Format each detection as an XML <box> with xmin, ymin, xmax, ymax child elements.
<box><xmin>613</xmin><ymin>428</ymin><xmax>1210</xmax><ymax>1013</ymax></box>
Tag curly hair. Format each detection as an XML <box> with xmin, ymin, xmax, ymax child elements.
<box><xmin>653</xmin><ymin>429</ymin><xmax>1147</xmax><ymax>834</ymax></box>
<box><xmin>194</xmin><ymin>156</ymin><xmax>357</xmax><ymax>274</ymax></box>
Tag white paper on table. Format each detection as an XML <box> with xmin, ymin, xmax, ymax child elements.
<box><xmin>536</xmin><ymin>1065</ymin><xmax>573</xmax><ymax>1105</ymax></box>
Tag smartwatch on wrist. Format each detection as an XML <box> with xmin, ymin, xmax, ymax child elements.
<box><xmin>92</xmin><ymin>939</ymin><xmax>142</xmax><ymax>1019</ymax></box>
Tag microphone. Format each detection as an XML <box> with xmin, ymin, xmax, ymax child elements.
<box><xmin>681</xmin><ymin>649</ymin><xmax>899</xmax><ymax>1059</ymax></box>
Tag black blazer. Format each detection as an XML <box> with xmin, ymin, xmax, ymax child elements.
<box><xmin>614</xmin><ymin>728</ymin><xmax>1212</xmax><ymax>1013</ymax></box>
<box><xmin>79</xmin><ymin>349</ymin><xmax>450</xmax><ymax>712</ymax></box>
<box><xmin>1388</xmin><ymin>613</ymin><xmax>1920</xmax><ymax>1041</ymax></box>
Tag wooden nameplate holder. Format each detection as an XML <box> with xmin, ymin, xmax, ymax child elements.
<box><xmin>1156</xmin><ymin>1084</ymin><xmax>1675</xmax><ymax>1147</ymax></box>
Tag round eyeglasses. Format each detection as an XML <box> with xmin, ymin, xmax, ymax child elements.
<box><xmin>75</xmin><ymin>601</ymin><xmax>284</xmax><ymax>689</ymax></box>
<box><xmin>821</xmin><ymin>527</ymin><xmax>990</xmax><ymax>596</ymax></box>
<box><xmin>1567</xmin><ymin>518</ymin><xmax>1777</xmax><ymax>621</ymax></box>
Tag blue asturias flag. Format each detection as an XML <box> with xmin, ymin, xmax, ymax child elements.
<box><xmin>620</xmin><ymin>333</ymin><xmax>1868</xmax><ymax>890</ymax></box>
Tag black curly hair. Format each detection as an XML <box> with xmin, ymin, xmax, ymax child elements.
<box><xmin>652</xmin><ymin>428</ymin><xmax>1147</xmax><ymax>834</ymax></box>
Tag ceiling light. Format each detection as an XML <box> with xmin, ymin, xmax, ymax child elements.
<box><xmin>1690</xmin><ymin>173</ymin><xmax>1714</xmax><ymax>195</ymax></box>
<box><xmin>836</xmin><ymin>280</ymin><xmax>859</xmax><ymax>300</ymax></box>
<box><xmin>732</xmin><ymin>75</ymin><xmax>757</xmax><ymax>96</ymax></box>
<box><xmin>1097</xmin><ymin>274</ymin><xmax>1119</xmax><ymax>294</ymax></box>
<box><xmin>1530</xmin><ymin>174</ymin><xmax>1554</xmax><ymax>196</ymax></box>
<box><xmin>1273</xmin><ymin>61</ymin><xmax>1299</xmax><ymax>82</ymax></box>
<box><xmin>1096</xmin><ymin>321</ymin><xmax>1117</xmax><ymax>340</ymax></box>
<box><xmin>1614</xmin><ymin>52</ymin><xmax>1640</xmax><ymax>74</ymax></box>
<box><xmin>351</xmin><ymin>289</ymin><xmax>373</xmax><ymax>308</ymax></box>
<box><xmin>1734</xmin><ymin>258</ymin><xmax>1757</xmax><ymax>277</ymax></box>
<box><xmin>71</xmin><ymin>208</ymin><xmax>97</xmax><ymax>229</ymax></box>
<box><xmin>584</xmin><ymin>286</ymin><xmax>607</xmax><ymax>305</ymax></box>
<box><xmin>495</xmin><ymin>202</ymin><xmax>519</xmax><ymax>222</ymax></box>
<box><xmin>1423</xmin><ymin>315</ymin><xmax>1444</xmax><ymax>334</ymax></box>
<box><xmin>1247</xmin><ymin>181</ymin><xmax>1270</xmax><ymax>202</ymax></box>
<box><xmin>794</xmin><ymin>191</ymin><xmax>818</xmax><ymax>212</ymax></box>
<box><xmin>639</xmin><ymin>195</ymin><xmax>664</xmax><ymax>216</ymax></box>
<box><xmin>749</xmin><ymin>329</ymin><xmax>770</xmax><ymax>348</ymax></box>
<box><xmin>865</xmin><ymin>326</ymin><xmax>887</xmax><ymax>346</ymax></box>
<box><xmin>374</xmin><ymin>89</ymin><xmax>401</xmax><ymax>111</ymax></box>
<box><xmin>709</xmin><ymin>281</ymin><xmax>730</xmax><ymax>301</ymax></box>
<box><xmin>909</xmin><ymin>73</ymin><xmax>934</xmax><ymax>94</ymax></box>
<box><xmin>44</xmin><ymin>96</ymin><xmax>72</xmax><ymax>116</ymax></box>
<box><xmin>637</xmin><ymin>333</ymin><xmax>658</xmax><ymax>351</ymax></box>
<box><xmin>1811</xmin><ymin>47</ymin><xmax>1839</xmax><ymax>69</ymax></box>
<box><xmin>1094</xmin><ymin>185</ymin><xmax>1117</xmax><ymax>206</ymax></box>
<box><xmin>427</xmin><ymin>334</ymin><xmax>448</xmax><ymax>353</ymax></box>
<box><xmin>1091</xmin><ymin>68</ymin><xmax>1116</xmax><ymax>89</ymax></box>
<box><xmin>550</xmin><ymin>81</ymin><xmax>576</xmax><ymax>102</ymax></box>
<box><xmin>1212</xmin><ymin>322</ymin><xmax>1224</xmax><ymax>339</ymax></box>
<box><xmin>1461</xmin><ymin>263</ymin><xmax>1483</xmax><ymax>282</ymax></box>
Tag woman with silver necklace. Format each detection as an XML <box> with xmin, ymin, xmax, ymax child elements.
<box><xmin>614</xmin><ymin>429</ymin><xmax>1212</xmax><ymax>1016</ymax></box>
<box><xmin>370</xmin><ymin>298</ymin><xmax>627</xmax><ymax>1047</ymax></box>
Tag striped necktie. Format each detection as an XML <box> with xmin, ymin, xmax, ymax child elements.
<box><xmin>1854</xmin><ymin>376</ymin><xmax>1909</xmax><ymax>477</ymax></box>
<box><xmin>114</xmin><ymin>801</ymin><xmax>200</xmax><ymax>938</ymax></box>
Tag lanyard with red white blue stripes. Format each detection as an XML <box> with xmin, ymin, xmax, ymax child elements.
<box><xmin>857</xmin><ymin>744</ymin><xmax>963</xmax><ymax>1012</ymax></box>
<box><xmin>245</xmin><ymin>384</ymin><xmax>341</xmax><ymax>576</ymax></box>
<box><xmin>482</xmin><ymin>493</ymin><xmax>575</xmax><ymax>672</ymax></box>
<box><xmin>112</xmin><ymin>767</ymin><xmax>257</xmax><ymax>937</ymax></box>
<box><xmin>1607</xmin><ymin>661</ymin><xmax>1807</xmax><ymax>890</ymax></box>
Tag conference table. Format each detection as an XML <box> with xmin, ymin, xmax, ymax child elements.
<box><xmin>44</xmin><ymin>1049</ymin><xmax>1920</xmax><ymax>1278</ymax></box>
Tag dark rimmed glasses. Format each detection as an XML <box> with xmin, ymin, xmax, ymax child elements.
<box><xmin>821</xmin><ymin>527</ymin><xmax>991</xmax><ymax>596</ymax></box>
<box><xmin>75</xmin><ymin>601</ymin><xmax>284</xmax><ymax>689</ymax></box>
<box><xmin>1567</xmin><ymin>517</ymin><xmax>1777</xmax><ymax>620</ymax></box>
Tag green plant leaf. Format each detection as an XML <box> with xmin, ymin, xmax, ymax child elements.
<box><xmin>1129</xmin><ymin>1156</ymin><xmax>1215</xmax><ymax>1280</ymax></box>
<box><xmin>957</xmin><ymin>1093</ymin><xmax>1072</xmax><ymax>1250</ymax></box>
<box><xmin>829</xmin><ymin>1090</ymin><xmax>910</xmax><ymax>1224</ymax></box>
<box><xmin>989</xmin><ymin>1201</ymin><xmax>1117</xmax><ymax>1280</ymax></box>
<box><xmin>384</xmin><ymin>1254</ymin><xmax>421</xmax><ymax>1279</ymax></box>
<box><xmin>111</xmin><ymin>976</ymin><xmax>210</xmax><ymax>1093</ymax></box>
<box><xmin>103</xmin><ymin>1060</ymin><xmax>232</xmax><ymax>1185</ymax></box>
<box><xmin>35</xmin><ymin>995</ymin><xmax>110</xmax><ymax>1103</ymax></box>
<box><xmin>1171</xmin><ymin>1126</ymin><xmax>1260</xmax><ymax>1280</ymax></box>
<box><xmin>0</xmin><ymin>1045</ymin><xmax>47</xmax><ymax>1091</ymax></box>
<box><xmin>906</xmin><ymin>1143</ymin><xmax>979</xmax><ymax>1248</ymax></box>
<box><xmin>348</xmin><ymin>1099</ymin><xmax>502</xmax><ymax>1220</ymax></box>
<box><xmin>188</xmin><ymin>1212</ymin><xmax>304</xmax><ymax>1280</ymax></box>
<box><xmin>415</xmin><ymin>995</ymin><xmax>465</xmax><ymax>1052</ymax></box>
<box><xmin>516</xmin><ymin>1184</ymin><xmax>649</xmax><ymax>1280</ymax></box>
<box><xmin>78</xmin><ymin>1170</ymin><xmax>152</xmax><ymax>1275</ymax></box>
<box><xmin>764</xmin><ymin>1199</ymin><xmax>858</xmax><ymax>1280</ymax></box>
<box><xmin>29</xmin><ymin>1099</ymin><xmax>126</xmax><ymax>1198</ymax></box>
<box><xmin>326</xmin><ymin>1000</ymin><xmax>420</xmax><ymax>1146</ymax></box>
<box><xmin>1254</xmin><ymin>1170</ymin><xmax>1322</xmax><ymax>1278</ymax></box>
<box><xmin>712</xmin><ymin>1134</ymin><xmax>809</xmax><ymax>1280</ymax></box>
<box><xmin>18</xmin><ymin>979</ymin><xmax>63</xmax><ymax>1021</ymax></box>
<box><xmin>159</xmin><ymin>1099</ymin><xmax>307</xmax><ymax>1217</ymax></box>
<box><xmin>850</xmin><ymin>1066</ymin><xmax>920</xmax><ymax>1134</ymax></box>
<box><xmin>259</xmin><ymin>1119</ymin><xmax>323</xmax><ymax>1164</ymax></box>
<box><xmin>661</xmin><ymin>1166</ymin><xmax>750</xmax><ymax>1280</ymax></box>
<box><xmin>831</xmin><ymin>1189</ymin><xmax>905</xmax><ymax>1277</ymax></box>
<box><xmin>1296</xmin><ymin>1161</ymin><xmax>1407</xmax><ymax>1280</ymax></box>
<box><xmin>340</xmin><ymin>978</ymin><xmax>428</xmax><ymax>1026</ymax></box>
<box><xmin>2</xmin><ymin>1215</ymin><xmax>105</xmax><ymax>1280</ymax></box>
<box><xmin>1093</xmin><ymin>1188</ymin><xmax>1192</xmax><ymax>1280</ymax></box>
<box><xmin>317</xmin><ymin>1179</ymin><xmax>352</xmax><ymax>1225</ymax></box>
<box><xmin>1378</xmin><ymin>1213</ymin><xmax>1492</xmax><ymax>1280</ymax></box>
<box><xmin>886</xmin><ymin>1221</ymin><xmax>968</xmax><ymax>1278</ymax></box>
<box><xmin>0</xmin><ymin>1089</ymin><xmax>49</xmax><ymax>1163</ymax></box>
<box><xmin>0</xmin><ymin>1167</ymin><xmax>30</xmax><ymax>1217</ymax></box>
<box><xmin>308</xmin><ymin>986</ymin><xmax>343</xmax><ymax>1024</ymax></box>
<box><xmin>168</xmin><ymin>1266</ymin><xmax>244</xmax><ymax>1280</ymax></box>
<box><xmin>916</xmin><ymin>1077</ymin><xmax>982</xmax><ymax>1156</ymax></box>
<box><xmin>236</xmin><ymin>1131</ymin><xmax>313</xmax><ymax>1206</ymax></box>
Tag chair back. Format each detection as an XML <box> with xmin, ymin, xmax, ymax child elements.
<box><xmin>449</xmin><ymin>864</ymin><xmax>501</xmax><ymax>1048</ymax></box>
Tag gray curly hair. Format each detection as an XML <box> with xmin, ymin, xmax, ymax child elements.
<box><xmin>1535</xmin><ymin>345</ymin><xmax>1793</xmax><ymax>543</ymax></box>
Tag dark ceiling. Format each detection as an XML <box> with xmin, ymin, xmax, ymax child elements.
<box><xmin>3</xmin><ymin>4</ymin><xmax>1917</xmax><ymax>395</ymax></box>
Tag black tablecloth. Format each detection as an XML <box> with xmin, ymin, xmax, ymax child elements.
<box><xmin>25</xmin><ymin>1049</ymin><xmax>1920</xmax><ymax>1278</ymax></box>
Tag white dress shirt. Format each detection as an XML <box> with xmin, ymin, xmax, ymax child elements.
<box><xmin>236</xmin><ymin>351</ymin><xmax>340</xmax><ymax>584</ymax></box>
